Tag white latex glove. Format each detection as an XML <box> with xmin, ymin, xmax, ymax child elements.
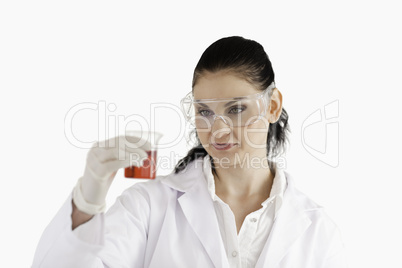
<box><xmin>73</xmin><ymin>135</ymin><xmax>151</xmax><ymax>215</ymax></box>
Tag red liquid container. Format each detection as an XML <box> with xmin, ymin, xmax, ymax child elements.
<box><xmin>125</xmin><ymin>150</ymin><xmax>157</xmax><ymax>179</ymax></box>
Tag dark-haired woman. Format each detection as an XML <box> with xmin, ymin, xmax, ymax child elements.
<box><xmin>33</xmin><ymin>36</ymin><xmax>348</xmax><ymax>268</ymax></box>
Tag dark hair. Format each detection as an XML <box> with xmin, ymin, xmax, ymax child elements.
<box><xmin>174</xmin><ymin>36</ymin><xmax>290</xmax><ymax>174</ymax></box>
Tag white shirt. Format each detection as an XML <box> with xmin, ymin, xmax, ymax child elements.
<box><xmin>202</xmin><ymin>156</ymin><xmax>287</xmax><ymax>268</ymax></box>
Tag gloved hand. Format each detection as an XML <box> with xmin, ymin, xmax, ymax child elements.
<box><xmin>73</xmin><ymin>135</ymin><xmax>151</xmax><ymax>215</ymax></box>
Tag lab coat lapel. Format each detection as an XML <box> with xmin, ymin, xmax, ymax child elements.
<box><xmin>255</xmin><ymin>173</ymin><xmax>313</xmax><ymax>268</ymax></box>
<box><xmin>162</xmin><ymin>160</ymin><xmax>229</xmax><ymax>268</ymax></box>
<box><xmin>178</xmin><ymin>177</ymin><xmax>229</xmax><ymax>268</ymax></box>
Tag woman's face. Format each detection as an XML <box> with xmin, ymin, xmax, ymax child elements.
<box><xmin>193</xmin><ymin>71</ymin><xmax>281</xmax><ymax>168</ymax></box>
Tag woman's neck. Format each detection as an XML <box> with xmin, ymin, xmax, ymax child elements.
<box><xmin>212</xmin><ymin>158</ymin><xmax>274</xmax><ymax>199</ymax></box>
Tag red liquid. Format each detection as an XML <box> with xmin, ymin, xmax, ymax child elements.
<box><xmin>125</xmin><ymin>150</ymin><xmax>157</xmax><ymax>179</ymax></box>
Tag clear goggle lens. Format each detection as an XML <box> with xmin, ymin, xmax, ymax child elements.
<box><xmin>181</xmin><ymin>83</ymin><xmax>274</xmax><ymax>129</ymax></box>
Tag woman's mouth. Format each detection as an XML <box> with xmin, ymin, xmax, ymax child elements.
<box><xmin>212</xmin><ymin>143</ymin><xmax>236</xmax><ymax>151</ymax></box>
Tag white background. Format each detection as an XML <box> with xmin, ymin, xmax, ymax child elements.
<box><xmin>1</xmin><ymin>1</ymin><xmax>401</xmax><ymax>267</ymax></box>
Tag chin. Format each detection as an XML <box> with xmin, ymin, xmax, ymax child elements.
<box><xmin>207</xmin><ymin>149</ymin><xmax>244</xmax><ymax>169</ymax></box>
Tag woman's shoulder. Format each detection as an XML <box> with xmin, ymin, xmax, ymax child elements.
<box><xmin>283</xmin><ymin>171</ymin><xmax>322</xmax><ymax>208</ymax></box>
<box><xmin>284</xmin><ymin>171</ymin><xmax>341</xmax><ymax>231</ymax></box>
<box><xmin>120</xmin><ymin>174</ymin><xmax>179</xmax><ymax>201</ymax></box>
<box><xmin>120</xmin><ymin>160</ymin><xmax>204</xmax><ymax>200</ymax></box>
<box><xmin>111</xmin><ymin>175</ymin><xmax>181</xmax><ymax>216</ymax></box>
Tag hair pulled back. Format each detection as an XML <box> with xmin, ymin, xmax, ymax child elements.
<box><xmin>174</xmin><ymin>36</ymin><xmax>290</xmax><ymax>174</ymax></box>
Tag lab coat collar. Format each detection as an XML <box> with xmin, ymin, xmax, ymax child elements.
<box><xmin>160</xmin><ymin>159</ymin><xmax>322</xmax><ymax>268</ymax></box>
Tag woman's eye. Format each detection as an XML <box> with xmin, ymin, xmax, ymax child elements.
<box><xmin>198</xmin><ymin>109</ymin><xmax>214</xmax><ymax>117</ymax></box>
<box><xmin>229</xmin><ymin>106</ymin><xmax>246</xmax><ymax>114</ymax></box>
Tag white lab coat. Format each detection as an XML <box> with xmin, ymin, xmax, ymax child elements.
<box><xmin>32</xmin><ymin>159</ymin><xmax>348</xmax><ymax>268</ymax></box>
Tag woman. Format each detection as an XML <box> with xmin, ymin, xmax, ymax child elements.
<box><xmin>32</xmin><ymin>36</ymin><xmax>348</xmax><ymax>267</ymax></box>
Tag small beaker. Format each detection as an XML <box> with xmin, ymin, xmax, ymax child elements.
<box><xmin>124</xmin><ymin>130</ymin><xmax>163</xmax><ymax>179</ymax></box>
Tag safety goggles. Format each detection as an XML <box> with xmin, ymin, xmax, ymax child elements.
<box><xmin>181</xmin><ymin>82</ymin><xmax>275</xmax><ymax>129</ymax></box>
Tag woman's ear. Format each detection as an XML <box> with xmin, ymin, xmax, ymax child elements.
<box><xmin>267</xmin><ymin>88</ymin><xmax>283</xmax><ymax>123</ymax></box>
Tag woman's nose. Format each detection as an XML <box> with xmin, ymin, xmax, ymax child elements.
<box><xmin>211</xmin><ymin>117</ymin><xmax>231</xmax><ymax>139</ymax></box>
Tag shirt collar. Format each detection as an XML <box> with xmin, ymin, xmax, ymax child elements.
<box><xmin>202</xmin><ymin>155</ymin><xmax>287</xmax><ymax>215</ymax></box>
